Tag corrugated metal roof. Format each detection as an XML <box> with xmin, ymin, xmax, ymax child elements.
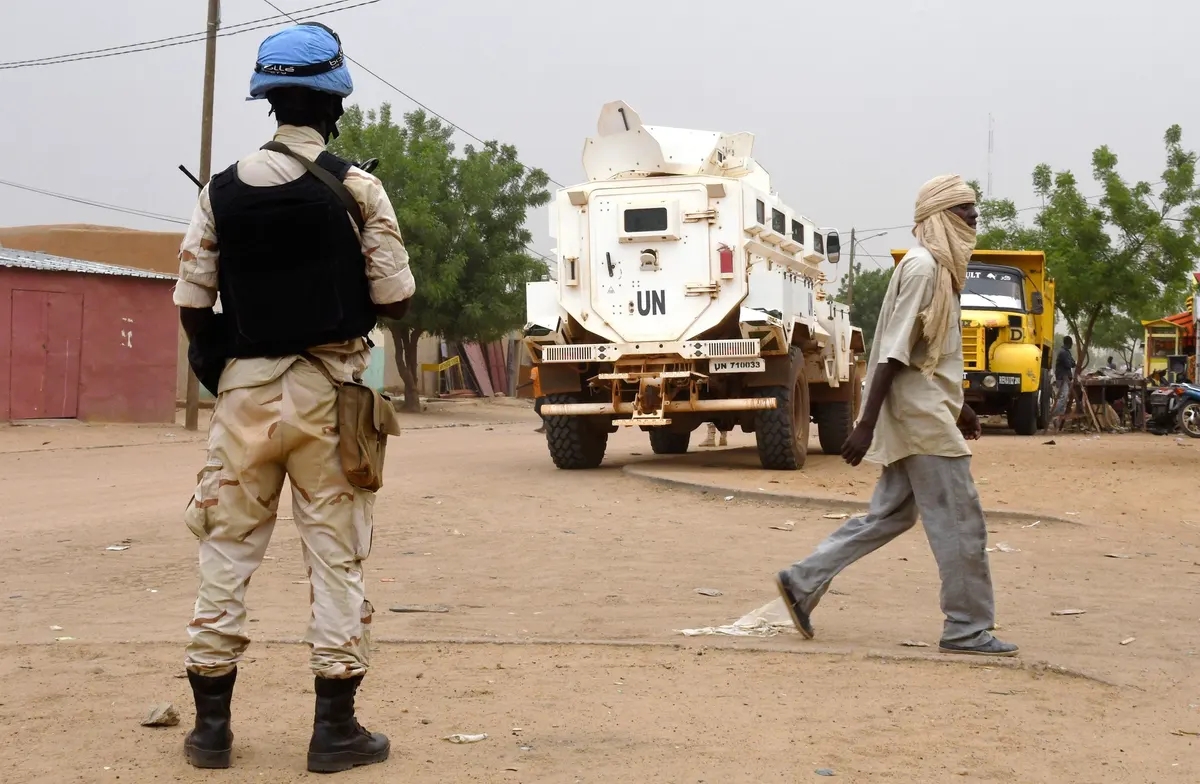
<box><xmin>0</xmin><ymin>247</ymin><xmax>177</xmax><ymax>281</ymax></box>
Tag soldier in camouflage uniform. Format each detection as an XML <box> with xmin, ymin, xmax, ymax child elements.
<box><xmin>174</xmin><ymin>23</ymin><xmax>414</xmax><ymax>773</ymax></box>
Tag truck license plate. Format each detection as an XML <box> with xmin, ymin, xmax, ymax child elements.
<box><xmin>710</xmin><ymin>358</ymin><xmax>765</xmax><ymax>374</ymax></box>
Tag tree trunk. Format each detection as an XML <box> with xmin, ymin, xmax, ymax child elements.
<box><xmin>385</xmin><ymin>321</ymin><xmax>423</xmax><ymax>412</ymax></box>
<box><xmin>402</xmin><ymin>331</ymin><xmax>422</xmax><ymax>412</ymax></box>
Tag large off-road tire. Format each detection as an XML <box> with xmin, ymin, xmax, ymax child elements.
<box><xmin>1178</xmin><ymin>401</ymin><xmax>1200</xmax><ymax>439</ymax></box>
<box><xmin>814</xmin><ymin>364</ymin><xmax>858</xmax><ymax>455</ymax></box>
<box><xmin>1035</xmin><ymin>372</ymin><xmax>1051</xmax><ymax>431</ymax></box>
<box><xmin>753</xmin><ymin>378</ymin><xmax>811</xmax><ymax>470</ymax></box>
<box><xmin>648</xmin><ymin>428</ymin><xmax>691</xmax><ymax>455</ymax></box>
<box><xmin>1010</xmin><ymin>390</ymin><xmax>1039</xmax><ymax>435</ymax></box>
<box><xmin>542</xmin><ymin>393</ymin><xmax>609</xmax><ymax>469</ymax></box>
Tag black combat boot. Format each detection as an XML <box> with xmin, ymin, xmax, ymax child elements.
<box><xmin>184</xmin><ymin>668</ymin><xmax>236</xmax><ymax>768</ymax></box>
<box><xmin>307</xmin><ymin>675</ymin><xmax>390</xmax><ymax>773</ymax></box>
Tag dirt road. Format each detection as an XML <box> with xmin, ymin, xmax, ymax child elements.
<box><xmin>1</xmin><ymin>402</ymin><xmax>1197</xmax><ymax>782</ymax></box>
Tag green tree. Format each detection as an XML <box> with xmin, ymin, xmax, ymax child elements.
<box><xmin>332</xmin><ymin>105</ymin><xmax>551</xmax><ymax>410</ymax></box>
<box><xmin>837</xmin><ymin>262</ymin><xmax>891</xmax><ymax>346</ymax></box>
<box><xmin>970</xmin><ymin>180</ymin><xmax>1045</xmax><ymax>252</ymax></box>
<box><xmin>972</xmin><ymin>126</ymin><xmax>1200</xmax><ymax>372</ymax></box>
<box><xmin>1090</xmin><ymin>311</ymin><xmax>1143</xmax><ymax>371</ymax></box>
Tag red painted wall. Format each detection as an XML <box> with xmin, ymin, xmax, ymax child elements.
<box><xmin>0</xmin><ymin>268</ymin><xmax>178</xmax><ymax>423</ymax></box>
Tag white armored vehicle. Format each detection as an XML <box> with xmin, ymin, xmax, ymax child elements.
<box><xmin>524</xmin><ymin>101</ymin><xmax>864</xmax><ymax>470</ymax></box>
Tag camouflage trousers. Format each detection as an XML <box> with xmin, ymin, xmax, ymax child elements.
<box><xmin>184</xmin><ymin>359</ymin><xmax>374</xmax><ymax>679</ymax></box>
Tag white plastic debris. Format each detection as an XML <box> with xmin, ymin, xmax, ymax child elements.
<box><xmin>105</xmin><ymin>545</ymin><xmax>130</xmax><ymax>552</ymax></box>
<box><xmin>445</xmin><ymin>733</ymin><xmax>488</xmax><ymax>744</ymax></box>
<box><xmin>679</xmin><ymin>598</ymin><xmax>797</xmax><ymax>638</ymax></box>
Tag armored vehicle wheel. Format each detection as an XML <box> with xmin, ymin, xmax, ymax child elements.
<box><xmin>814</xmin><ymin>364</ymin><xmax>858</xmax><ymax>455</ymax></box>
<box><xmin>543</xmin><ymin>393</ymin><xmax>609</xmax><ymax>469</ymax></box>
<box><xmin>754</xmin><ymin>379</ymin><xmax>811</xmax><ymax>470</ymax></box>
<box><xmin>649</xmin><ymin>429</ymin><xmax>691</xmax><ymax>455</ymax></box>
<box><xmin>815</xmin><ymin>402</ymin><xmax>853</xmax><ymax>455</ymax></box>
<box><xmin>1035</xmin><ymin>373</ymin><xmax>1050</xmax><ymax>431</ymax></box>
<box><xmin>1009</xmin><ymin>391</ymin><xmax>1039</xmax><ymax>436</ymax></box>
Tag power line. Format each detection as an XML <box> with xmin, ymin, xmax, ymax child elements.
<box><xmin>0</xmin><ymin>0</ymin><xmax>380</xmax><ymax>70</ymax></box>
<box><xmin>0</xmin><ymin>175</ymin><xmax>559</xmax><ymax>265</ymax></box>
<box><xmin>0</xmin><ymin>0</ymin><xmax>357</xmax><ymax>68</ymax></box>
<box><xmin>258</xmin><ymin>0</ymin><xmax>567</xmax><ymax>189</ymax></box>
<box><xmin>0</xmin><ymin>179</ymin><xmax>190</xmax><ymax>226</ymax></box>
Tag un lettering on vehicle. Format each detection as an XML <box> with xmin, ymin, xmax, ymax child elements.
<box><xmin>637</xmin><ymin>290</ymin><xmax>666</xmax><ymax>316</ymax></box>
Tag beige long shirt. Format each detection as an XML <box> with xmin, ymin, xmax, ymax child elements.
<box><xmin>861</xmin><ymin>245</ymin><xmax>970</xmax><ymax>466</ymax></box>
<box><xmin>173</xmin><ymin>124</ymin><xmax>416</xmax><ymax>392</ymax></box>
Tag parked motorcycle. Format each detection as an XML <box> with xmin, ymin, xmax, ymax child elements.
<box><xmin>1146</xmin><ymin>383</ymin><xmax>1200</xmax><ymax>438</ymax></box>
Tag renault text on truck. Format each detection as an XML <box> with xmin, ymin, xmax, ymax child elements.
<box><xmin>523</xmin><ymin>101</ymin><xmax>864</xmax><ymax>470</ymax></box>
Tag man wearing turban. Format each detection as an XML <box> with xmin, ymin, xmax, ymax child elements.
<box><xmin>773</xmin><ymin>175</ymin><xmax>1018</xmax><ymax>658</ymax></box>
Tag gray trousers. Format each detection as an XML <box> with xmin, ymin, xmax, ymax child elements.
<box><xmin>1052</xmin><ymin>379</ymin><xmax>1071</xmax><ymax>416</ymax></box>
<box><xmin>785</xmin><ymin>455</ymin><xmax>995</xmax><ymax>645</ymax></box>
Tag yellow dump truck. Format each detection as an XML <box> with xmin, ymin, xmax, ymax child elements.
<box><xmin>890</xmin><ymin>249</ymin><xmax>1056</xmax><ymax>435</ymax></box>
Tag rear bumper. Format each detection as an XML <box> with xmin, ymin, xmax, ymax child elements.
<box><xmin>539</xmin><ymin>397</ymin><xmax>777</xmax><ymax>417</ymax></box>
<box><xmin>537</xmin><ymin>338</ymin><xmax>761</xmax><ymax>364</ymax></box>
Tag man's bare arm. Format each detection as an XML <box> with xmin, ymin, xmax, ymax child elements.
<box><xmin>841</xmin><ymin>359</ymin><xmax>903</xmax><ymax>467</ymax></box>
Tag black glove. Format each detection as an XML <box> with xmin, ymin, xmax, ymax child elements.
<box><xmin>187</xmin><ymin>311</ymin><xmax>230</xmax><ymax>396</ymax></box>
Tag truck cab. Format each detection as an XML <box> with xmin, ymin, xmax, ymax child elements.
<box><xmin>891</xmin><ymin>249</ymin><xmax>1055</xmax><ymax>435</ymax></box>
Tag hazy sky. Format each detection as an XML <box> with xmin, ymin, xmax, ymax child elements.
<box><xmin>2</xmin><ymin>0</ymin><xmax>1198</xmax><ymax>285</ymax></box>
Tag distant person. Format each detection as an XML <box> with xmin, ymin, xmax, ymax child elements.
<box><xmin>773</xmin><ymin>174</ymin><xmax>1017</xmax><ymax>657</ymax></box>
<box><xmin>1053</xmin><ymin>336</ymin><xmax>1076</xmax><ymax>416</ymax></box>
<box><xmin>699</xmin><ymin>423</ymin><xmax>728</xmax><ymax>447</ymax></box>
<box><xmin>1107</xmin><ymin>356</ymin><xmax>1117</xmax><ymax>371</ymax></box>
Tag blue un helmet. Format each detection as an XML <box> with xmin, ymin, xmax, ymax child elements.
<box><xmin>248</xmin><ymin>22</ymin><xmax>354</xmax><ymax>100</ymax></box>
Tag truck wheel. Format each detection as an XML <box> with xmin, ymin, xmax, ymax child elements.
<box><xmin>754</xmin><ymin>379</ymin><xmax>810</xmax><ymax>470</ymax></box>
<box><xmin>649</xmin><ymin>429</ymin><xmax>691</xmax><ymax>455</ymax></box>
<box><xmin>1036</xmin><ymin>373</ymin><xmax>1050</xmax><ymax>430</ymax></box>
<box><xmin>814</xmin><ymin>364</ymin><xmax>858</xmax><ymax>455</ymax></box>
<box><xmin>543</xmin><ymin>393</ymin><xmax>609</xmax><ymax>469</ymax></box>
<box><xmin>1178</xmin><ymin>401</ymin><xmax>1200</xmax><ymax>439</ymax></box>
<box><xmin>1010</xmin><ymin>391</ymin><xmax>1039</xmax><ymax>435</ymax></box>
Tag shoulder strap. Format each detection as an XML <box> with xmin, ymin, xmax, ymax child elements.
<box><xmin>300</xmin><ymin>352</ymin><xmax>340</xmax><ymax>388</ymax></box>
<box><xmin>315</xmin><ymin>150</ymin><xmax>353</xmax><ymax>180</ymax></box>
<box><xmin>261</xmin><ymin>141</ymin><xmax>365</xmax><ymax>233</ymax></box>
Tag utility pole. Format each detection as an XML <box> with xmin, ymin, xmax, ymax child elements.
<box><xmin>185</xmin><ymin>0</ymin><xmax>221</xmax><ymax>432</ymax></box>
<box><xmin>845</xmin><ymin>227</ymin><xmax>857</xmax><ymax>311</ymax></box>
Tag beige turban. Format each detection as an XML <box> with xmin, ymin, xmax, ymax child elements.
<box><xmin>911</xmin><ymin>174</ymin><xmax>977</xmax><ymax>377</ymax></box>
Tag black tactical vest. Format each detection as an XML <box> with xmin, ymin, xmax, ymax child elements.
<box><xmin>208</xmin><ymin>152</ymin><xmax>376</xmax><ymax>359</ymax></box>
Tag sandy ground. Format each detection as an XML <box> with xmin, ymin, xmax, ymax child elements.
<box><xmin>1</xmin><ymin>401</ymin><xmax>1198</xmax><ymax>782</ymax></box>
